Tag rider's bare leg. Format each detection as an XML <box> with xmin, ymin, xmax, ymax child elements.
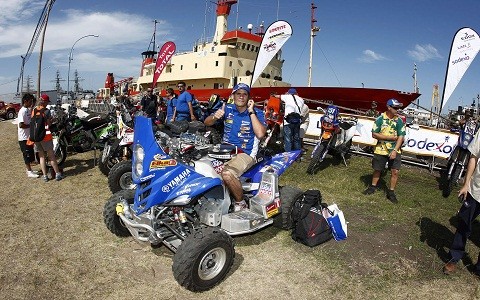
<box><xmin>222</xmin><ymin>170</ymin><xmax>243</xmax><ymax>203</ymax></box>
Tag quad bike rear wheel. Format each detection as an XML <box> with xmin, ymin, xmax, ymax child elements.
<box><xmin>273</xmin><ymin>186</ymin><xmax>304</xmax><ymax>230</ymax></box>
<box><xmin>108</xmin><ymin>160</ymin><xmax>134</xmax><ymax>194</ymax></box>
<box><xmin>103</xmin><ymin>189</ymin><xmax>135</xmax><ymax>237</ymax></box>
<box><xmin>172</xmin><ymin>226</ymin><xmax>235</xmax><ymax>292</ymax></box>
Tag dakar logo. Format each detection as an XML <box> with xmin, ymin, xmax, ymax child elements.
<box><xmin>461</xmin><ymin>32</ymin><xmax>475</xmax><ymax>41</ymax></box>
<box><xmin>263</xmin><ymin>41</ymin><xmax>277</xmax><ymax>52</ymax></box>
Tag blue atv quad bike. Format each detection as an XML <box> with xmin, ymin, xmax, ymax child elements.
<box><xmin>103</xmin><ymin>116</ymin><xmax>303</xmax><ymax>292</ymax></box>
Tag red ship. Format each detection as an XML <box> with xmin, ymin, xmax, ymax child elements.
<box><xmin>130</xmin><ymin>0</ymin><xmax>419</xmax><ymax>111</ymax></box>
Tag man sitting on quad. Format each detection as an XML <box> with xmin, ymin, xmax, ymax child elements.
<box><xmin>204</xmin><ymin>83</ymin><xmax>267</xmax><ymax>211</ymax></box>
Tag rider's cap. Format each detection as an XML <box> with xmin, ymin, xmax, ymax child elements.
<box><xmin>232</xmin><ymin>83</ymin><xmax>250</xmax><ymax>95</ymax></box>
<box><xmin>387</xmin><ymin>98</ymin><xmax>403</xmax><ymax>108</ymax></box>
<box><xmin>40</xmin><ymin>94</ymin><xmax>50</xmax><ymax>102</ymax></box>
<box><xmin>287</xmin><ymin>88</ymin><xmax>297</xmax><ymax>95</ymax></box>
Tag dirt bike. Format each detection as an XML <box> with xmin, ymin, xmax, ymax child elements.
<box><xmin>98</xmin><ymin>109</ymin><xmax>134</xmax><ymax>176</ymax></box>
<box><xmin>53</xmin><ymin>105</ymin><xmax>117</xmax><ymax>159</ymax></box>
<box><xmin>307</xmin><ymin>105</ymin><xmax>358</xmax><ymax>174</ymax></box>
<box><xmin>259</xmin><ymin>95</ymin><xmax>284</xmax><ymax>157</ymax></box>
<box><xmin>443</xmin><ymin>118</ymin><xmax>479</xmax><ymax>197</ymax></box>
<box><xmin>103</xmin><ymin>116</ymin><xmax>303</xmax><ymax>292</ymax></box>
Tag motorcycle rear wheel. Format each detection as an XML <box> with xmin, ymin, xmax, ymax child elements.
<box><xmin>307</xmin><ymin>143</ymin><xmax>326</xmax><ymax>174</ymax></box>
<box><xmin>103</xmin><ymin>189</ymin><xmax>135</xmax><ymax>237</ymax></box>
<box><xmin>173</xmin><ymin>226</ymin><xmax>235</xmax><ymax>292</ymax></box>
<box><xmin>108</xmin><ymin>160</ymin><xmax>134</xmax><ymax>194</ymax></box>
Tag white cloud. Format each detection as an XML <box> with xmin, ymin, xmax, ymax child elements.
<box><xmin>0</xmin><ymin>9</ymin><xmax>171</xmax><ymax>59</ymax></box>
<box><xmin>358</xmin><ymin>49</ymin><xmax>387</xmax><ymax>63</ymax></box>
<box><xmin>407</xmin><ymin>44</ymin><xmax>442</xmax><ymax>62</ymax></box>
<box><xmin>0</xmin><ymin>0</ymin><xmax>45</xmax><ymax>25</ymax></box>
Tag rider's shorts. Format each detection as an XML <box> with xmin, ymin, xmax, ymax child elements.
<box><xmin>372</xmin><ymin>153</ymin><xmax>401</xmax><ymax>171</ymax></box>
<box><xmin>34</xmin><ymin>139</ymin><xmax>54</xmax><ymax>153</ymax></box>
<box><xmin>223</xmin><ymin>153</ymin><xmax>256</xmax><ymax>179</ymax></box>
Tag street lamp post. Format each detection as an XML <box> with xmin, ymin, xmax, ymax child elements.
<box><xmin>67</xmin><ymin>34</ymin><xmax>99</xmax><ymax>101</ymax></box>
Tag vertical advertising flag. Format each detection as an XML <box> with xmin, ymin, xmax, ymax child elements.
<box><xmin>441</xmin><ymin>27</ymin><xmax>480</xmax><ymax>110</ymax></box>
<box><xmin>250</xmin><ymin>20</ymin><xmax>292</xmax><ymax>86</ymax></box>
<box><xmin>152</xmin><ymin>41</ymin><xmax>176</xmax><ymax>88</ymax></box>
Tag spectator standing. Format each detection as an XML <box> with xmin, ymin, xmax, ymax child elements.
<box><xmin>365</xmin><ymin>101</ymin><xmax>380</xmax><ymax>117</ymax></box>
<box><xmin>18</xmin><ymin>93</ymin><xmax>39</xmax><ymax>178</ymax></box>
<box><xmin>204</xmin><ymin>83</ymin><xmax>266</xmax><ymax>211</ymax></box>
<box><xmin>443</xmin><ymin>129</ymin><xmax>480</xmax><ymax>276</ymax></box>
<box><xmin>140</xmin><ymin>88</ymin><xmax>158</xmax><ymax>121</ymax></box>
<box><xmin>175</xmin><ymin>81</ymin><xmax>196</xmax><ymax>121</ymax></box>
<box><xmin>299</xmin><ymin>102</ymin><xmax>310</xmax><ymax>156</ymax></box>
<box><xmin>164</xmin><ymin>88</ymin><xmax>177</xmax><ymax>124</ymax></box>
<box><xmin>276</xmin><ymin>88</ymin><xmax>304</xmax><ymax>151</ymax></box>
<box><xmin>363</xmin><ymin>98</ymin><xmax>405</xmax><ymax>203</ymax></box>
<box><xmin>33</xmin><ymin>94</ymin><xmax>65</xmax><ymax>182</ymax></box>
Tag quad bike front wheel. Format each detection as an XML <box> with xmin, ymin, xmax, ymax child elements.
<box><xmin>172</xmin><ymin>226</ymin><xmax>235</xmax><ymax>292</ymax></box>
<box><xmin>108</xmin><ymin>160</ymin><xmax>134</xmax><ymax>194</ymax></box>
<box><xmin>273</xmin><ymin>186</ymin><xmax>304</xmax><ymax>230</ymax></box>
<box><xmin>103</xmin><ymin>189</ymin><xmax>135</xmax><ymax>237</ymax></box>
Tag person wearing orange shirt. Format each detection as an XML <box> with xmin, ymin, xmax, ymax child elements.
<box><xmin>33</xmin><ymin>94</ymin><xmax>65</xmax><ymax>182</ymax></box>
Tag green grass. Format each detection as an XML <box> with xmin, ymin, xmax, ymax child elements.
<box><xmin>279</xmin><ymin>151</ymin><xmax>471</xmax><ymax>287</ymax></box>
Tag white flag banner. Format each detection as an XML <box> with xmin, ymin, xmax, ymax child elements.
<box><xmin>441</xmin><ymin>27</ymin><xmax>480</xmax><ymax>110</ymax></box>
<box><xmin>251</xmin><ymin>20</ymin><xmax>292</xmax><ymax>86</ymax></box>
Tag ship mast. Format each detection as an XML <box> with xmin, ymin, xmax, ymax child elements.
<box><xmin>308</xmin><ymin>2</ymin><xmax>320</xmax><ymax>87</ymax></box>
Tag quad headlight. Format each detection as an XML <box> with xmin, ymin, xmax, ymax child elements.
<box><xmin>133</xmin><ymin>144</ymin><xmax>145</xmax><ymax>177</ymax></box>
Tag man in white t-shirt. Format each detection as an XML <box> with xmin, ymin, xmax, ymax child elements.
<box><xmin>276</xmin><ymin>88</ymin><xmax>305</xmax><ymax>151</ymax></box>
<box><xmin>17</xmin><ymin>93</ymin><xmax>39</xmax><ymax>178</ymax></box>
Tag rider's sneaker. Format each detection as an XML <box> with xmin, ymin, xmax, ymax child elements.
<box><xmin>27</xmin><ymin>170</ymin><xmax>40</xmax><ymax>178</ymax></box>
<box><xmin>55</xmin><ymin>173</ymin><xmax>66</xmax><ymax>181</ymax></box>
<box><xmin>386</xmin><ymin>190</ymin><xmax>398</xmax><ymax>203</ymax></box>
<box><xmin>234</xmin><ymin>200</ymin><xmax>248</xmax><ymax>212</ymax></box>
<box><xmin>363</xmin><ymin>185</ymin><xmax>377</xmax><ymax>195</ymax></box>
<box><xmin>43</xmin><ymin>175</ymin><xmax>49</xmax><ymax>182</ymax></box>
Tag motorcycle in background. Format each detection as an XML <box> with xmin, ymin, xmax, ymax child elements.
<box><xmin>443</xmin><ymin>116</ymin><xmax>479</xmax><ymax>197</ymax></box>
<box><xmin>53</xmin><ymin>105</ymin><xmax>117</xmax><ymax>156</ymax></box>
<box><xmin>307</xmin><ymin>105</ymin><xmax>358</xmax><ymax>174</ymax></box>
<box><xmin>259</xmin><ymin>95</ymin><xmax>284</xmax><ymax>156</ymax></box>
<box><xmin>98</xmin><ymin>109</ymin><xmax>134</xmax><ymax>176</ymax></box>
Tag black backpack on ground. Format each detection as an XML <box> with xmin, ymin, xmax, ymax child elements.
<box><xmin>291</xmin><ymin>189</ymin><xmax>333</xmax><ymax>247</ymax></box>
<box><xmin>29</xmin><ymin>108</ymin><xmax>47</xmax><ymax>142</ymax></box>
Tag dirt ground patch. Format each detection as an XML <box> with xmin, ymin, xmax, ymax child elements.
<box><xmin>1</xmin><ymin>119</ymin><xmax>479</xmax><ymax>300</ymax></box>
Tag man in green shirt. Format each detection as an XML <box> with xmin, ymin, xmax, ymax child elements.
<box><xmin>363</xmin><ymin>98</ymin><xmax>406</xmax><ymax>203</ymax></box>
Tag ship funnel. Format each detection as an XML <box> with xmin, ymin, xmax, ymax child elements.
<box><xmin>214</xmin><ymin>0</ymin><xmax>238</xmax><ymax>44</ymax></box>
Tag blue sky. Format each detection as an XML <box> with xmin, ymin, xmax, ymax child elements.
<box><xmin>0</xmin><ymin>0</ymin><xmax>479</xmax><ymax>113</ymax></box>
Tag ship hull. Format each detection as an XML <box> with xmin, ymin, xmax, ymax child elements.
<box><xmin>182</xmin><ymin>86</ymin><xmax>420</xmax><ymax>112</ymax></box>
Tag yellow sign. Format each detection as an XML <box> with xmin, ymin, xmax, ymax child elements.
<box><xmin>150</xmin><ymin>159</ymin><xmax>177</xmax><ymax>170</ymax></box>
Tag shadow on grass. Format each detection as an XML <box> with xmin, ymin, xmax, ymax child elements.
<box><xmin>62</xmin><ymin>157</ymin><xmax>95</xmax><ymax>176</ymax></box>
<box><xmin>417</xmin><ymin>217</ymin><xmax>452</xmax><ymax>262</ymax></box>
<box><xmin>418</xmin><ymin>215</ymin><xmax>480</xmax><ymax>271</ymax></box>
<box><xmin>359</xmin><ymin>173</ymin><xmax>387</xmax><ymax>192</ymax></box>
<box><xmin>234</xmin><ymin>226</ymin><xmax>282</xmax><ymax>247</ymax></box>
